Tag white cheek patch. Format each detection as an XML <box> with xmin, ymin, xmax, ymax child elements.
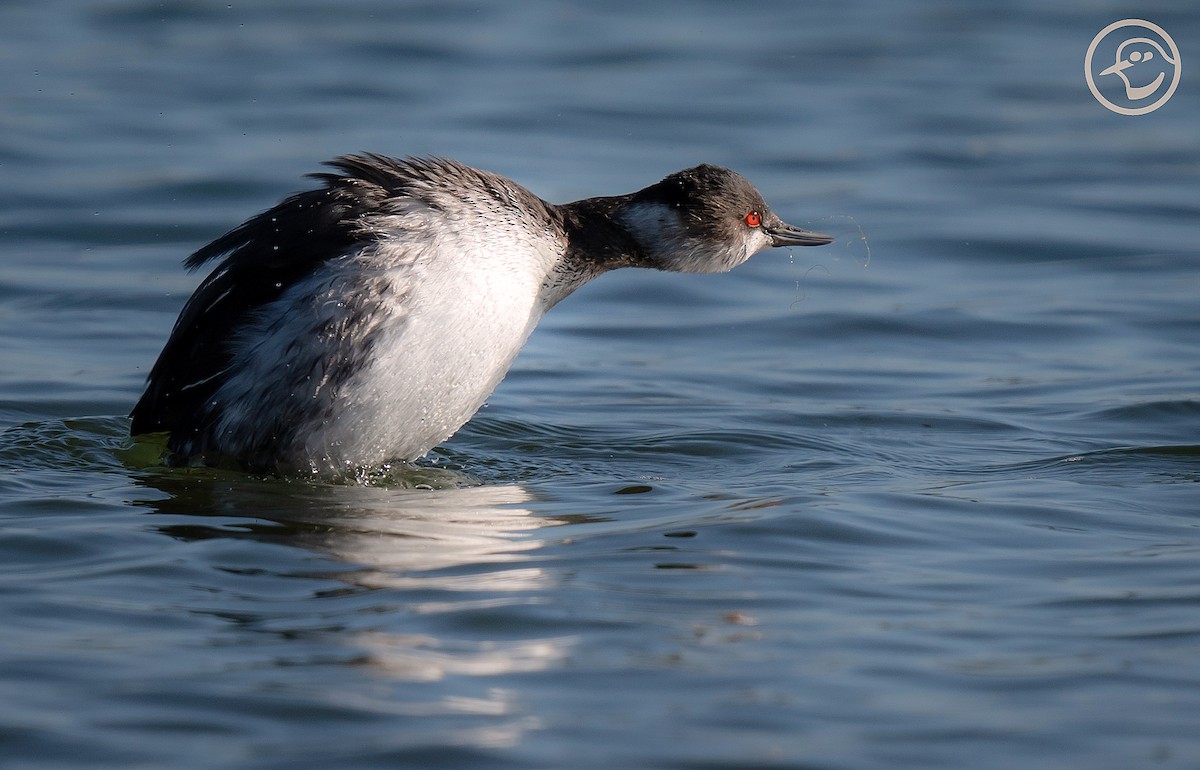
<box><xmin>619</xmin><ymin>202</ymin><xmax>759</xmax><ymax>274</ymax></box>
<box><xmin>746</xmin><ymin>228</ymin><xmax>773</xmax><ymax>258</ymax></box>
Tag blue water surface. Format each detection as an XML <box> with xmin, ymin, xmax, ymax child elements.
<box><xmin>1</xmin><ymin>1</ymin><xmax>1199</xmax><ymax>768</ymax></box>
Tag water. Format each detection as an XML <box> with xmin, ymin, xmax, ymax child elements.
<box><xmin>2</xmin><ymin>1</ymin><xmax>1199</xmax><ymax>768</ymax></box>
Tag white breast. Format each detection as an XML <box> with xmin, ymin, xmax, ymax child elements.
<box><xmin>301</xmin><ymin>199</ymin><xmax>565</xmax><ymax>471</ymax></box>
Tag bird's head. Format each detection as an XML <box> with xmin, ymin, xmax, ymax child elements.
<box><xmin>618</xmin><ymin>164</ymin><xmax>831</xmax><ymax>274</ymax></box>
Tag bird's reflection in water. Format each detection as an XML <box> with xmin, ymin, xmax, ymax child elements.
<box><xmin>306</xmin><ymin>483</ymin><xmax>576</xmax><ymax>710</ymax></box>
<box><xmin>309</xmin><ymin>482</ymin><xmax>557</xmax><ymax>578</ymax></box>
<box><xmin>143</xmin><ymin>467</ymin><xmax>558</xmax><ymax>574</ymax></box>
<box><xmin>140</xmin><ymin>469</ymin><xmax>575</xmax><ymax>747</ymax></box>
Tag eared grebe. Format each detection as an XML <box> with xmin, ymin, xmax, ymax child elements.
<box><xmin>131</xmin><ymin>155</ymin><xmax>832</xmax><ymax>473</ymax></box>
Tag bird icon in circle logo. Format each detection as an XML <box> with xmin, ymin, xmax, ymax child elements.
<box><xmin>1085</xmin><ymin>20</ymin><xmax>1180</xmax><ymax>115</ymax></box>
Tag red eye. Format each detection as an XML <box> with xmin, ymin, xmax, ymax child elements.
<box><xmin>744</xmin><ymin>210</ymin><xmax>762</xmax><ymax>227</ymax></box>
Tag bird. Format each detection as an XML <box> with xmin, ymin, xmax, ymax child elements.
<box><xmin>1099</xmin><ymin>37</ymin><xmax>1178</xmax><ymax>102</ymax></box>
<box><xmin>130</xmin><ymin>154</ymin><xmax>832</xmax><ymax>474</ymax></box>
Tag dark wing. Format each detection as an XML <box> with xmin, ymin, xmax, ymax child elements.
<box><xmin>129</xmin><ymin>155</ymin><xmax>401</xmax><ymax>441</ymax></box>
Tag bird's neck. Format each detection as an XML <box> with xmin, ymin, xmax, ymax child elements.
<box><xmin>556</xmin><ymin>196</ymin><xmax>653</xmax><ymax>272</ymax></box>
<box><xmin>531</xmin><ymin>196</ymin><xmax>652</xmax><ymax>311</ymax></box>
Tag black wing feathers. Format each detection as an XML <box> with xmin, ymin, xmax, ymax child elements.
<box><xmin>129</xmin><ymin>156</ymin><xmax>399</xmax><ymax>439</ymax></box>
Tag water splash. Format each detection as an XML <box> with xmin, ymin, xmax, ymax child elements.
<box><xmin>811</xmin><ymin>214</ymin><xmax>872</xmax><ymax>268</ymax></box>
<box><xmin>787</xmin><ymin>215</ymin><xmax>872</xmax><ymax>307</ymax></box>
